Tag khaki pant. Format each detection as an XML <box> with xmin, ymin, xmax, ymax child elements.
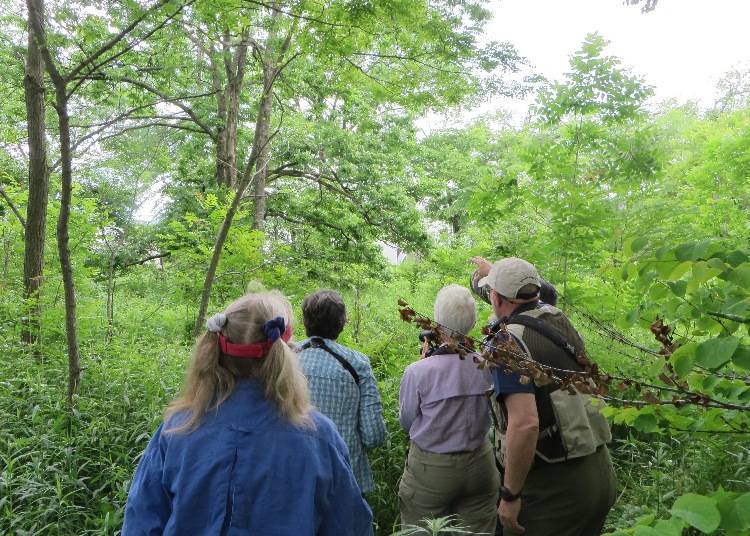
<box><xmin>399</xmin><ymin>441</ymin><xmax>499</xmax><ymax>535</ymax></box>
<box><xmin>506</xmin><ymin>445</ymin><xmax>617</xmax><ymax>536</ymax></box>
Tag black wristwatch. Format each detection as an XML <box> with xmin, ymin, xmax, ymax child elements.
<box><xmin>500</xmin><ymin>486</ymin><xmax>521</xmax><ymax>502</ymax></box>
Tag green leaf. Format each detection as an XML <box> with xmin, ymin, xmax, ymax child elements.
<box><xmin>633</xmin><ymin>526</ymin><xmax>662</xmax><ymax>536</ymax></box>
<box><xmin>633</xmin><ymin>411</ymin><xmax>660</xmax><ymax>433</ymax></box>
<box><xmin>687</xmin><ymin>262</ymin><xmax>722</xmax><ymax>293</ymax></box>
<box><xmin>696</xmin><ymin>336</ymin><xmax>739</xmax><ymax>370</ymax></box>
<box><xmin>670</xmin><ymin>493</ymin><xmax>721</xmax><ymax>533</ymax></box>
<box><xmin>675</xmin><ymin>242</ymin><xmax>697</xmax><ymax>262</ymax></box>
<box><xmin>727</xmin><ymin>263</ymin><xmax>750</xmax><ymax>288</ymax></box>
<box><xmin>712</xmin><ymin>490</ymin><xmax>747</xmax><ymax>531</ymax></box>
<box><xmin>632</xmin><ymin>236</ymin><xmax>648</xmax><ymax>253</ymax></box>
<box><xmin>652</xmin><ymin>518</ymin><xmax>684</xmax><ymax>536</ymax></box>
<box><xmin>732</xmin><ymin>346</ymin><xmax>750</xmax><ymax>371</ymax></box>
<box><xmin>735</xmin><ymin>493</ymin><xmax>750</xmax><ymax>528</ymax></box>
<box><xmin>670</xmin><ymin>343</ymin><xmax>698</xmax><ymax>378</ymax></box>
<box><xmin>667</xmin><ymin>280</ymin><xmax>687</xmax><ymax>297</ymax></box>
<box><xmin>668</xmin><ymin>261</ymin><xmax>693</xmax><ymax>280</ymax></box>
<box><xmin>726</xmin><ymin>250</ymin><xmax>749</xmax><ymax>267</ymax></box>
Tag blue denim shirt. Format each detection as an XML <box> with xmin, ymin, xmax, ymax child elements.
<box><xmin>123</xmin><ymin>378</ymin><xmax>373</xmax><ymax>535</ymax></box>
<box><xmin>297</xmin><ymin>338</ymin><xmax>386</xmax><ymax>493</ymax></box>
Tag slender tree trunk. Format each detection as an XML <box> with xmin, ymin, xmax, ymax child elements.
<box><xmin>54</xmin><ymin>90</ymin><xmax>81</xmax><ymax>400</ymax></box>
<box><xmin>353</xmin><ymin>284</ymin><xmax>361</xmax><ymax>343</ymax></box>
<box><xmin>251</xmin><ymin>69</ymin><xmax>273</xmax><ymax>231</ymax></box>
<box><xmin>22</xmin><ymin>5</ymin><xmax>49</xmax><ymax>346</ymax></box>
<box><xmin>193</xmin><ymin>10</ymin><xmax>292</xmax><ymax>335</ymax></box>
<box><xmin>106</xmin><ymin>253</ymin><xmax>115</xmax><ymax>343</ymax></box>
<box><xmin>193</xmin><ymin>78</ymin><xmax>275</xmax><ymax>336</ymax></box>
<box><xmin>28</xmin><ymin>0</ymin><xmax>80</xmax><ymax>401</ymax></box>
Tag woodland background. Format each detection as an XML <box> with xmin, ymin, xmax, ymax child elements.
<box><xmin>0</xmin><ymin>0</ymin><xmax>749</xmax><ymax>534</ymax></box>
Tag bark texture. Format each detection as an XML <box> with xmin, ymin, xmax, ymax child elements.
<box><xmin>22</xmin><ymin>7</ymin><xmax>49</xmax><ymax>345</ymax></box>
<box><xmin>27</xmin><ymin>0</ymin><xmax>80</xmax><ymax>400</ymax></box>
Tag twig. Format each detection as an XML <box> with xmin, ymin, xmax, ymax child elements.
<box><xmin>0</xmin><ymin>186</ymin><xmax>26</xmax><ymax>229</ymax></box>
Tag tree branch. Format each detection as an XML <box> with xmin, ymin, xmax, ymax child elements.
<box><xmin>120</xmin><ymin>252</ymin><xmax>171</xmax><ymax>268</ymax></box>
<box><xmin>81</xmin><ymin>74</ymin><xmax>217</xmax><ymax>140</ymax></box>
<box><xmin>68</xmin><ymin>0</ymin><xmax>197</xmax><ymax>97</ymax></box>
<box><xmin>0</xmin><ymin>186</ymin><xmax>26</xmax><ymax>229</ymax></box>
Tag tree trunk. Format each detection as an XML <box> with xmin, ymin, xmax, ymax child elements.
<box><xmin>251</xmin><ymin>65</ymin><xmax>273</xmax><ymax>231</ymax></box>
<box><xmin>54</xmin><ymin>90</ymin><xmax>81</xmax><ymax>401</ymax></box>
<box><xmin>193</xmin><ymin>10</ymin><xmax>291</xmax><ymax>335</ymax></box>
<box><xmin>193</xmin><ymin>82</ymin><xmax>273</xmax><ymax>337</ymax></box>
<box><xmin>22</xmin><ymin>5</ymin><xmax>49</xmax><ymax>346</ymax></box>
<box><xmin>193</xmin><ymin>72</ymin><xmax>275</xmax><ymax>336</ymax></box>
<box><xmin>106</xmin><ymin>253</ymin><xmax>115</xmax><ymax>343</ymax></box>
<box><xmin>27</xmin><ymin>0</ymin><xmax>80</xmax><ymax>401</ymax></box>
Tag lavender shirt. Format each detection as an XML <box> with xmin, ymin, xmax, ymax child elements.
<box><xmin>399</xmin><ymin>349</ymin><xmax>493</xmax><ymax>454</ymax></box>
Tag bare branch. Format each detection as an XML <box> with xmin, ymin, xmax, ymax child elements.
<box><xmin>0</xmin><ymin>186</ymin><xmax>26</xmax><ymax>229</ymax></box>
<box><xmin>82</xmin><ymin>74</ymin><xmax>217</xmax><ymax>140</ymax></box>
<box><xmin>67</xmin><ymin>0</ymin><xmax>171</xmax><ymax>81</ymax></box>
<box><xmin>120</xmin><ymin>252</ymin><xmax>171</xmax><ymax>268</ymax></box>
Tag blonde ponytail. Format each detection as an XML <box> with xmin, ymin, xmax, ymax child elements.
<box><xmin>165</xmin><ymin>290</ymin><xmax>312</xmax><ymax>433</ymax></box>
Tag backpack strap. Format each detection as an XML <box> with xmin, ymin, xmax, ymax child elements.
<box><xmin>506</xmin><ymin>314</ymin><xmax>578</xmax><ymax>360</ymax></box>
<box><xmin>299</xmin><ymin>337</ymin><xmax>360</xmax><ymax>385</ymax></box>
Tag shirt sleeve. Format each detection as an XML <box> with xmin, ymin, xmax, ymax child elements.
<box><xmin>470</xmin><ymin>269</ymin><xmax>492</xmax><ymax>305</ymax></box>
<box><xmin>492</xmin><ymin>366</ymin><xmax>535</xmax><ymax>398</ymax></box>
<box><xmin>122</xmin><ymin>424</ymin><xmax>171</xmax><ymax>535</ymax></box>
<box><xmin>357</xmin><ymin>361</ymin><xmax>386</xmax><ymax>449</ymax></box>
<box><xmin>317</xmin><ymin>432</ymin><xmax>374</xmax><ymax>536</ymax></box>
<box><xmin>398</xmin><ymin>366</ymin><xmax>420</xmax><ymax>434</ymax></box>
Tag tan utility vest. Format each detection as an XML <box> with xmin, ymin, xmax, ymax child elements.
<box><xmin>494</xmin><ymin>305</ymin><xmax>611</xmax><ymax>464</ymax></box>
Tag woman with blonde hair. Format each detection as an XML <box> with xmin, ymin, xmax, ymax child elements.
<box><xmin>123</xmin><ymin>290</ymin><xmax>372</xmax><ymax>535</ymax></box>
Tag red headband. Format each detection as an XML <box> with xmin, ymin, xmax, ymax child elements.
<box><xmin>218</xmin><ymin>324</ymin><xmax>292</xmax><ymax>359</ymax></box>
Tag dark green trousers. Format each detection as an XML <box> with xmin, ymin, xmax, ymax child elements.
<box><xmin>506</xmin><ymin>445</ymin><xmax>617</xmax><ymax>536</ymax></box>
<box><xmin>399</xmin><ymin>441</ymin><xmax>500</xmax><ymax>535</ymax></box>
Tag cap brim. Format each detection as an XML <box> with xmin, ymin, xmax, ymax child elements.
<box><xmin>477</xmin><ymin>275</ymin><xmax>491</xmax><ymax>288</ymax></box>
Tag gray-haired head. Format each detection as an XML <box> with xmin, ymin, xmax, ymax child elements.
<box><xmin>434</xmin><ymin>284</ymin><xmax>476</xmax><ymax>336</ymax></box>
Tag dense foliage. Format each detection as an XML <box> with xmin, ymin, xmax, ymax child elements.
<box><xmin>1</xmin><ymin>1</ymin><xmax>749</xmax><ymax>534</ymax></box>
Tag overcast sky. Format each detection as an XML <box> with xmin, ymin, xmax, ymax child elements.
<box><xmin>421</xmin><ymin>0</ymin><xmax>750</xmax><ymax>130</ymax></box>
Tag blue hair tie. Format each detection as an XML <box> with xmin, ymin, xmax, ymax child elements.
<box><xmin>262</xmin><ymin>317</ymin><xmax>287</xmax><ymax>343</ymax></box>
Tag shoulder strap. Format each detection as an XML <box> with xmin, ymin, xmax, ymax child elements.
<box><xmin>506</xmin><ymin>314</ymin><xmax>578</xmax><ymax>359</ymax></box>
<box><xmin>300</xmin><ymin>337</ymin><xmax>360</xmax><ymax>385</ymax></box>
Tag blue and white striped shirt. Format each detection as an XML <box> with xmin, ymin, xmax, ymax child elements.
<box><xmin>297</xmin><ymin>338</ymin><xmax>386</xmax><ymax>493</ymax></box>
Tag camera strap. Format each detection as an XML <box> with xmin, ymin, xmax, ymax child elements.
<box><xmin>299</xmin><ymin>337</ymin><xmax>360</xmax><ymax>385</ymax></box>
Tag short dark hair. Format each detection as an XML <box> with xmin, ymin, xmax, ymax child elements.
<box><xmin>301</xmin><ymin>289</ymin><xmax>347</xmax><ymax>340</ymax></box>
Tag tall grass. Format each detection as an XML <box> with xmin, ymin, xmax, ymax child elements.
<box><xmin>1</xmin><ymin>271</ymin><xmax>748</xmax><ymax>535</ymax></box>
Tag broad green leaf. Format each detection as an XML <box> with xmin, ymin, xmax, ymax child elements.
<box><xmin>632</xmin><ymin>236</ymin><xmax>648</xmax><ymax>253</ymax></box>
<box><xmin>670</xmin><ymin>493</ymin><xmax>721</xmax><ymax>533</ymax></box>
<box><xmin>667</xmin><ymin>280</ymin><xmax>687</xmax><ymax>297</ymax></box>
<box><xmin>727</xmin><ymin>263</ymin><xmax>750</xmax><ymax>288</ymax></box>
<box><xmin>726</xmin><ymin>250</ymin><xmax>749</xmax><ymax>267</ymax></box>
<box><xmin>675</xmin><ymin>242</ymin><xmax>697</xmax><ymax>262</ymax></box>
<box><xmin>633</xmin><ymin>526</ymin><xmax>662</xmax><ymax>536</ymax></box>
<box><xmin>633</xmin><ymin>411</ymin><xmax>660</xmax><ymax>433</ymax></box>
<box><xmin>668</xmin><ymin>261</ymin><xmax>693</xmax><ymax>280</ymax></box>
<box><xmin>696</xmin><ymin>336</ymin><xmax>739</xmax><ymax>370</ymax></box>
<box><xmin>670</xmin><ymin>343</ymin><xmax>698</xmax><ymax>378</ymax></box>
<box><xmin>687</xmin><ymin>262</ymin><xmax>722</xmax><ymax>293</ymax></box>
<box><xmin>713</xmin><ymin>490</ymin><xmax>747</xmax><ymax>531</ymax></box>
<box><xmin>733</xmin><ymin>346</ymin><xmax>750</xmax><ymax>371</ymax></box>
<box><xmin>652</xmin><ymin>518</ymin><xmax>684</xmax><ymax>536</ymax></box>
<box><xmin>735</xmin><ymin>493</ymin><xmax>750</xmax><ymax>528</ymax></box>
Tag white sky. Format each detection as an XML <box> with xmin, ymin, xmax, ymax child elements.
<box><xmin>420</xmin><ymin>0</ymin><xmax>750</xmax><ymax>131</ymax></box>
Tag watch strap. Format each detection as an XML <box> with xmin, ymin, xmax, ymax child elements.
<box><xmin>500</xmin><ymin>486</ymin><xmax>521</xmax><ymax>502</ymax></box>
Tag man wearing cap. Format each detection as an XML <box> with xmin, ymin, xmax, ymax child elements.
<box><xmin>478</xmin><ymin>257</ymin><xmax>616</xmax><ymax>536</ymax></box>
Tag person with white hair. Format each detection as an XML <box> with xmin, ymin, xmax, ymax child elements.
<box><xmin>398</xmin><ymin>284</ymin><xmax>498</xmax><ymax>534</ymax></box>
